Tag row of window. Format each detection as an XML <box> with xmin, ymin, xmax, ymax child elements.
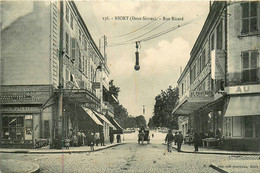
<box><xmin>180</xmin><ymin>1</ymin><xmax>259</xmax><ymax>95</ymax></box>
<box><xmin>188</xmin><ymin>20</ymin><xmax>223</xmax><ymax>90</ymax></box>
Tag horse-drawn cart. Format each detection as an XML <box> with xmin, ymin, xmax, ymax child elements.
<box><xmin>138</xmin><ymin>129</ymin><xmax>150</xmax><ymax>144</ymax></box>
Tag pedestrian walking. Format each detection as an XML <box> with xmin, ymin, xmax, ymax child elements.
<box><xmin>176</xmin><ymin>131</ymin><xmax>183</xmax><ymax>152</ymax></box>
<box><xmin>173</xmin><ymin>132</ymin><xmax>178</xmax><ymax>145</ymax></box>
<box><xmin>109</xmin><ymin>132</ymin><xmax>114</xmax><ymax>144</ymax></box>
<box><xmin>68</xmin><ymin>129</ymin><xmax>73</xmax><ymax>146</ymax></box>
<box><xmin>72</xmin><ymin>132</ymin><xmax>78</xmax><ymax>147</ymax></box>
<box><xmin>95</xmin><ymin>132</ymin><xmax>100</xmax><ymax>146</ymax></box>
<box><xmin>165</xmin><ymin>129</ymin><xmax>174</xmax><ymax>153</ymax></box>
<box><xmin>77</xmin><ymin>130</ymin><xmax>81</xmax><ymax>146</ymax></box>
<box><xmin>116</xmin><ymin>134</ymin><xmax>121</xmax><ymax>143</ymax></box>
<box><xmin>81</xmin><ymin>131</ymin><xmax>86</xmax><ymax>146</ymax></box>
<box><xmin>90</xmin><ymin>132</ymin><xmax>95</xmax><ymax>151</ymax></box>
<box><xmin>100</xmin><ymin>131</ymin><xmax>105</xmax><ymax>146</ymax></box>
<box><xmin>86</xmin><ymin>130</ymin><xmax>91</xmax><ymax>146</ymax></box>
<box><xmin>193</xmin><ymin>130</ymin><xmax>200</xmax><ymax>152</ymax></box>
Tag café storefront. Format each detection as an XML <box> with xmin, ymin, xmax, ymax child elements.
<box><xmin>173</xmin><ymin>90</ymin><xmax>226</xmax><ymax>146</ymax></box>
<box><xmin>222</xmin><ymin>85</ymin><xmax>260</xmax><ymax>151</ymax></box>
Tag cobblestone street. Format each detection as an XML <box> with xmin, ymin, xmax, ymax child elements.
<box><xmin>1</xmin><ymin>132</ymin><xmax>254</xmax><ymax>173</ymax></box>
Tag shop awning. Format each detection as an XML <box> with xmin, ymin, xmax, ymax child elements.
<box><xmin>105</xmin><ymin>115</ymin><xmax>124</xmax><ymax>133</ymax></box>
<box><xmin>224</xmin><ymin>95</ymin><xmax>260</xmax><ymax>117</ymax></box>
<box><xmin>82</xmin><ymin>107</ymin><xmax>103</xmax><ymax>126</ymax></box>
<box><xmin>172</xmin><ymin>97</ymin><xmax>214</xmax><ymax>115</ymax></box>
<box><xmin>92</xmin><ymin>111</ymin><xmax>116</xmax><ymax>129</ymax></box>
<box><xmin>112</xmin><ymin>118</ymin><xmax>124</xmax><ymax>130</ymax></box>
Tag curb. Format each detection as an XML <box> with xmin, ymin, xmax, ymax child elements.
<box><xmin>30</xmin><ymin>164</ymin><xmax>40</xmax><ymax>173</ymax></box>
<box><xmin>0</xmin><ymin>160</ymin><xmax>40</xmax><ymax>173</ymax></box>
<box><xmin>171</xmin><ymin>146</ymin><xmax>260</xmax><ymax>156</ymax></box>
<box><xmin>0</xmin><ymin>143</ymin><xmax>125</xmax><ymax>154</ymax></box>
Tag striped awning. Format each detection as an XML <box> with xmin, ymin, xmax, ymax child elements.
<box><xmin>82</xmin><ymin>107</ymin><xmax>103</xmax><ymax>126</ymax></box>
<box><xmin>92</xmin><ymin>111</ymin><xmax>116</xmax><ymax>129</ymax></box>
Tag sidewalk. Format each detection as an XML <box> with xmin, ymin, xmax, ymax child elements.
<box><xmin>172</xmin><ymin>143</ymin><xmax>260</xmax><ymax>155</ymax></box>
<box><xmin>0</xmin><ymin>142</ymin><xmax>125</xmax><ymax>154</ymax></box>
<box><xmin>0</xmin><ymin>142</ymin><xmax>125</xmax><ymax>173</ymax></box>
<box><xmin>170</xmin><ymin>144</ymin><xmax>260</xmax><ymax>173</ymax></box>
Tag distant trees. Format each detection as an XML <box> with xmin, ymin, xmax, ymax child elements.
<box><xmin>148</xmin><ymin>86</ymin><xmax>179</xmax><ymax>129</ymax></box>
<box><xmin>109</xmin><ymin>80</ymin><xmax>147</xmax><ymax>129</ymax></box>
<box><xmin>135</xmin><ymin>115</ymin><xmax>146</xmax><ymax>128</ymax></box>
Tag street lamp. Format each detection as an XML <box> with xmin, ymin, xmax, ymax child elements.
<box><xmin>134</xmin><ymin>41</ymin><xmax>140</xmax><ymax>71</ymax></box>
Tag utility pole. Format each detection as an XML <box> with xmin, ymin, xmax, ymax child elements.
<box><xmin>57</xmin><ymin>0</ymin><xmax>64</xmax><ymax>149</ymax></box>
<box><xmin>100</xmin><ymin>63</ymin><xmax>103</xmax><ymax>114</ymax></box>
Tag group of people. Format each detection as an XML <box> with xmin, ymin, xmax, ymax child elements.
<box><xmin>65</xmin><ymin>129</ymin><xmax>106</xmax><ymax>150</ymax></box>
<box><xmin>165</xmin><ymin>130</ymin><xmax>184</xmax><ymax>153</ymax></box>
<box><xmin>165</xmin><ymin>129</ymin><xmax>222</xmax><ymax>153</ymax></box>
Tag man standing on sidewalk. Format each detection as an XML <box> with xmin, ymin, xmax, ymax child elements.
<box><xmin>165</xmin><ymin>129</ymin><xmax>174</xmax><ymax>153</ymax></box>
<box><xmin>193</xmin><ymin>130</ymin><xmax>200</xmax><ymax>152</ymax></box>
<box><xmin>177</xmin><ymin>131</ymin><xmax>183</xmax><ymax>152</ymax></box>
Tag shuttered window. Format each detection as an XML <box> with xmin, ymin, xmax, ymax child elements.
<box><xmin>242</xmin><ymin>2</ymin><xmax>258</xmax><ymax>34</ymax></box>
<box><xmin>242</xmin><ymin>51</ymin><xmax>258</xmax><ymax>83</ymax></box>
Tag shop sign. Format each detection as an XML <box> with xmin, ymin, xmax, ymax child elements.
<box><xmin>0</xmin><ymin>85</ymin><xmax>51</xmax><ymax>104</ymax></box>
<box><xmin>227</xmin><ymin>85</ymin><xmax>260</xmax><ymax>95</ymax></box>
<box><xmin>92</xmin><ymin>82</ymin><xmax>100</xmax><ymax>89</ymax></box>
<box><xmin>0</xmin><ymin>106</ymin><xmax>40</xmax><ymax>113</ymax></box>
<box><xmin>63</xmin><ymin>89</ymin><xmax>92</xmax><ymax>103</ymax></box>
<box><xmin>190</xmin><ymin>90</ymin><xmax>213</xmax><ymax>97</ymax></box>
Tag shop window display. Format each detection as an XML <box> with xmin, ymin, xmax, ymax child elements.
<box><xmin>2</xmin><ymin>115</ymin><xmax>32</xmax><ymax>141</ymax></box>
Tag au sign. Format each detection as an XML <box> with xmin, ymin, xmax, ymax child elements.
<box><xmin>228</xmin><ymin>85</ymin><xmax>260</xmax><ymax>94</ymax></box>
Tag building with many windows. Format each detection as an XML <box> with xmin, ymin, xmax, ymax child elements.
<box><xmin>173</xmin><ymin>1</ymin><xmax>260</xmax><ymax>151</ymax></box>
<box><xmin>0</xmin><ymin>1</ymin><xmax>121</xmax><ymax>149</ymax></box>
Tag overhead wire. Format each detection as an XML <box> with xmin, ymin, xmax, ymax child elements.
<box><xmin>140</xmin><ymin>14</ymin><xmax>206</xmax><ymax>42</ymax></box>
<box><xmin>107</xmin><ymin>14</ymin><xmax>207</xmax><ymax>47</ymax></box>
<box><xmin>109</xmin><ymin>20</ymin><xmax>169</xmax><ymax>44</ymax></box>
<box><xmin>89</xmin><ymin>1</ymin><xmax>103</xmax><ymax>37</ymax></box>
<box><xmin>107</xmin><ymin>2</ymin><xmax>179</xmax><ymax>39</ymax></box>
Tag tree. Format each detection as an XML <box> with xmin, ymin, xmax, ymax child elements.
<box><xmin>109</xmin><ymin>80</ymin><xmax>148</xmax><ymax>129</ymax></box>
<box><xmin>113</xmin><ymin>104</ymin><xmax>129</xmax><ymax>128</ymax></box>
<box><xmin>124</xmin><ymin>116</ymin><xmax>136</xmax><ymax>128</ymax></box>
<box><xmin>109</xmin><ymin>80</ymin><xmax>120</xmax><ymax>99</ymax></box>
<box><xmin>135</xmin><ymin>115</ymin><xmax>146</xmax><ymax>128</ymax></box>
<box><xmin>148</xmin><ymin>118</ymin><xmax>155</xmax><ymax>129</ymax></box>
<box><xmin>151</xmin><ymin>86</ymin><xmax>179</xmax><ymax>129</ymax></box>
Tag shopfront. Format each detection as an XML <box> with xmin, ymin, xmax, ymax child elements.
<box><xmin>0</xmin><ymin>85</ymin><xmax>53</xmax><ymax>148</ymax></box>
<box><xmin>1</xmin><ymin>113</ymin><xmax>35</xmax><ymax>148</ymax></box>
<box><xmin>222</xmin><ymin>94</ymin><xmax>260</xmax><ymax>151</ymax></box>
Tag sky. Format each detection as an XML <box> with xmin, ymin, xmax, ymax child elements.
<box><xmin>76</xmin><ymin>0</ymin><xmax>210</xmax><ymax>122</ymax></box>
